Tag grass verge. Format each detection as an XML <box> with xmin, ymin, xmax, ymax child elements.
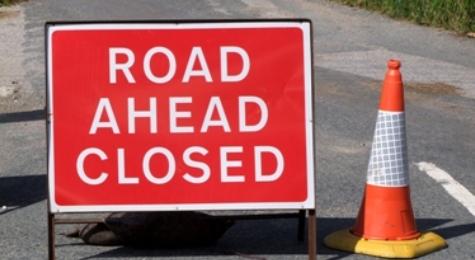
<box><xmin>0</xmin><ymin>0</ymin><xmax>22</xmax><ymax>7</ymax></box>
<box><xmin>331</xmin><ymin>0</ymin><xmax>474</xmax><ymax>33</ymax></box>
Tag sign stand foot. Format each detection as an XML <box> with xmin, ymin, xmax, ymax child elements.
<box><xmin>308</xmin><ymin>209</ymin><xmax>317</xmax><ymax>260</ymax></box>
<box><xmin>48</xmin><ymin>212</ymin><xmax>55</xmax><ymax>260</ymax></box>
<box><xmin>298</xmin><ymin>210</ymin><xmax>306</xmax><ymax>241</ymax></box>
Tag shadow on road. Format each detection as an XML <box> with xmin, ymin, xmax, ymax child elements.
<box><xmin>431</xmin><ymin>222</ymin><xmax>475</xmax><ymax>240</ymax></box>
<box><xmin>0</xmin><ymin>109</ymin><xmax>45</xmax><ymax>124</ymax></box>
<box><xmin>0</xmin><ymin>174</ymin><xmax>46</xmax><ymax>215</ymax></box>
<box><xmin>74</xmin><ymin>217</ymin><xmax>464</xmax><ymax>259</ymax></box>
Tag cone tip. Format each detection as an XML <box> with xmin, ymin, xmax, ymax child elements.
<box><xmin>387</xmin><ymin>59</ymin><xmax>401</xmax><ymax>70</ymax></box>
<box><xmin>380</xmin><ymin>59</ymin><xmax>404</xmax><ymax>111</ymax></box>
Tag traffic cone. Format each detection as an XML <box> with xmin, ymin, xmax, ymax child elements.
<box><xmin>324</xmin><ymin>59</ymin><xmax>446</xmax><ymax>258</ymax></box>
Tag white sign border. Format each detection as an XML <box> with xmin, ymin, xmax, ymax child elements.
<box><xmin>47</xmin><ymin>21</ymin><xmax>315</xmax><ymax>213</ymax></box>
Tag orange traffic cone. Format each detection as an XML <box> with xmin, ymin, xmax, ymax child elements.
<box><xmin>324</xmin><ymin>60</ymin><xmax>446</xmax><ymax>258</ymax></box>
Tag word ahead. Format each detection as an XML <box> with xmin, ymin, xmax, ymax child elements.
<box><xmin>47</xmin><ymin>21</ymin><xmax>314</xmax><ymax>212</ymax></box>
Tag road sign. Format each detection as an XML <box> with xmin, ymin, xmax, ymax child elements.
<box><xmin>47</xmin><ymin>21</ymin><xmax>315</xmax><ymax>212</ymax></box>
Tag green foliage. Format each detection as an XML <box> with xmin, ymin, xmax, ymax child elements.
<box><xmin>0</xmin><ymin>0</ymin><xmax>22</xmax><ymax>6</ymax></box>
<box><xmin>332</xmin><ymin>0</ymin><xmax>474</xmax><ymax>33</ymax></box>
<box><xmin>0</xmin><ymin>0</ymin><xmax>11</xmax><ymax>6</ymax></box>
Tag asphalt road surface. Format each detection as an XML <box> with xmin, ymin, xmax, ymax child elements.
<box><xmin>0</xmin><ymin>0</ymin><xmax>474</xmax><ymax>259</ymax></box>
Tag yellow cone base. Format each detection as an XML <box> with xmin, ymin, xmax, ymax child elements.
<box><xmin>324</xmin><ymin>229</ymin><xmax>447</xmax><ymax>258</ymax></box>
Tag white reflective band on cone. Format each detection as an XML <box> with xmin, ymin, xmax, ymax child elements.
<box><xmin>366</xmin><ymin>110</ymin><xmax>409</xmax><ymax>187</ymax></box>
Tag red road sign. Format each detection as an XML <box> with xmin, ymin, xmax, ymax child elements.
<box><xmin>47</xmin><ymin>21</ymin><xmax>315</xmax><ymax>212</ymax></box>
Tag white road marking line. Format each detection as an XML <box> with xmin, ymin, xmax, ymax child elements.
<box><xmin>416</xmin><ymin>161</ymin><xmax>475</xmax><ymax>217</ymax></box>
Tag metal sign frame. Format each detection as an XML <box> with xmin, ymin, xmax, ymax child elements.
<box><xmin>45</xmin><ymin>19</ymin><xmax>317</xmax><ymax>260</ymax></box>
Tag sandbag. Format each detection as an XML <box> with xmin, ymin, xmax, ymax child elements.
<box><xmin>78</xmin><ymin>223</ymin><xmax>122</xmax><ymax>246</ymax></box>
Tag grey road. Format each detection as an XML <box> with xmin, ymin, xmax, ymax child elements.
<box><xmin>0</xmin><ymin>0</ymin><xmax>474</xmax><ymax>259</ymax></box>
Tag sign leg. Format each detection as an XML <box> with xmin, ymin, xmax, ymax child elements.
<box><xmin>48</xmin><ymin>212</ymin><xmax>55</xmax><ymax>260</ymax></box>
<box><xmin>308</xmin><ymin>209</ymin><xmax>316</xmax><ymax>260</ymax></box>
<box><xmin>298</xmin><ymin>210</ymin><xmax>306</xmax><ymax>241</ymax></box>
